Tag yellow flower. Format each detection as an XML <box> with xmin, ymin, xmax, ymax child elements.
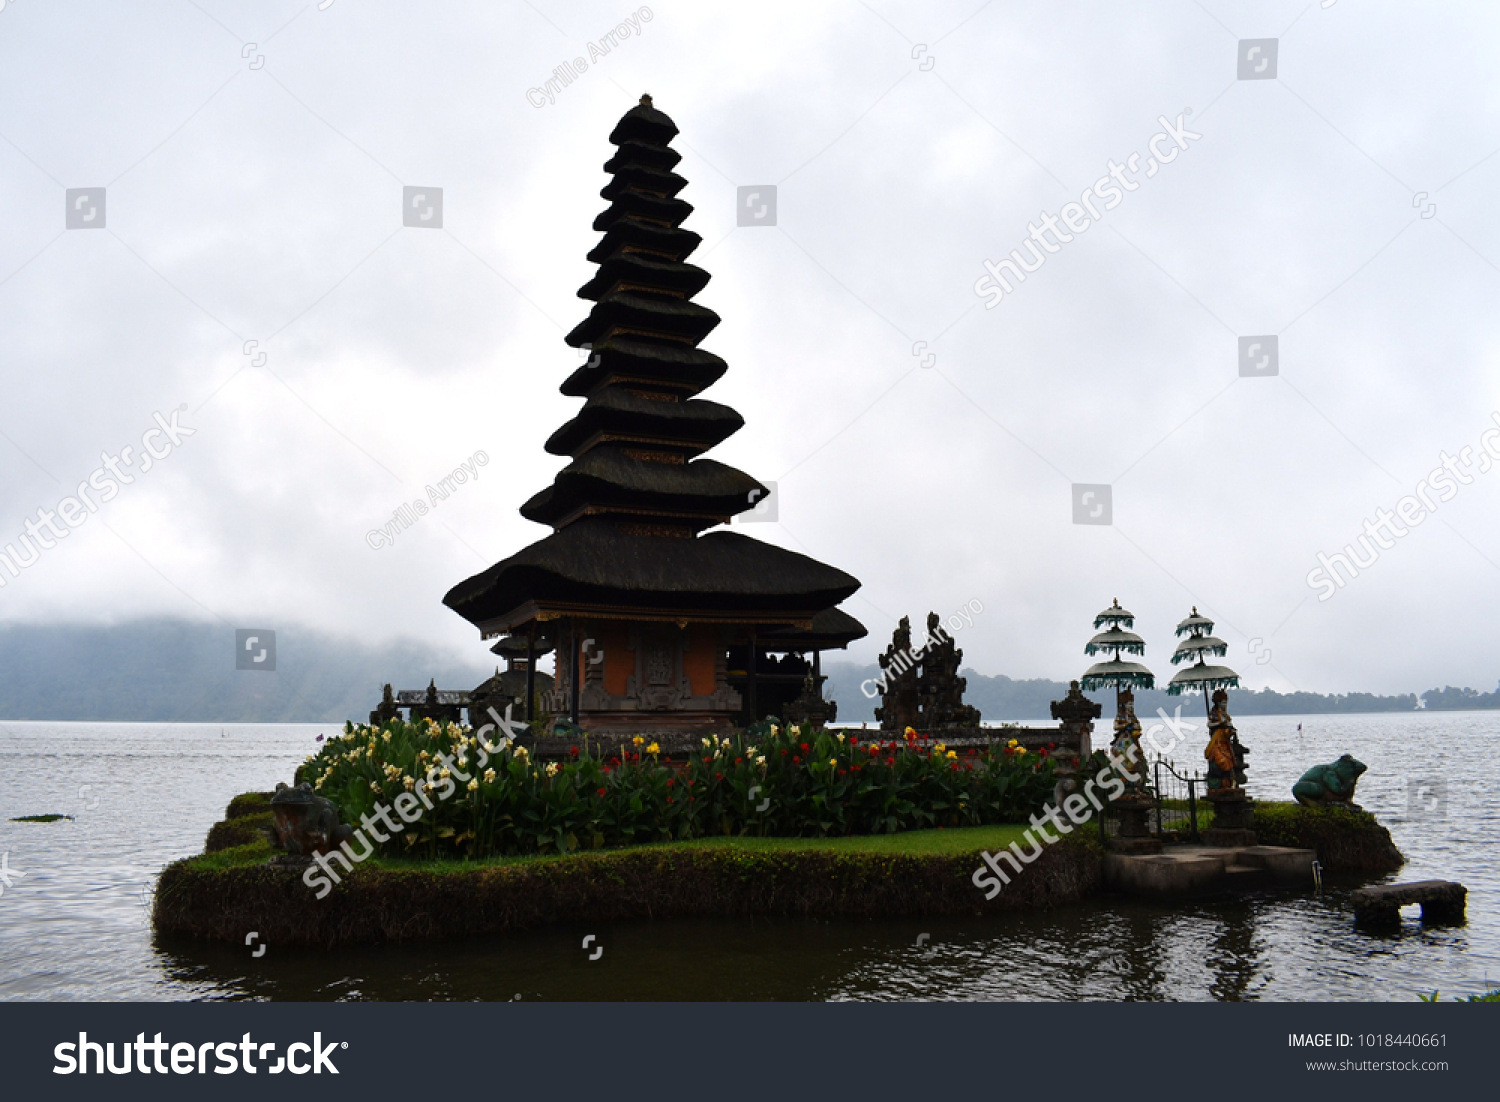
<box><xmin>646</xmin><ymin>742</ymin><xmax>660</xmax><ymax>754</ymax></box>
<box><xmin>467</xmin><ymin>779</ymin><xmax>479</xmax><ymax>791</ymax></box>
<box><xmin>632</xmin><ymin>736</ymin><xmax>645</xmax><ymax>746</ymax></box>
<box><xmin>1007</xmin><ymin>739</ymin><xmax>1019</xmax><ymax>748</ymax></box>
<box><xmin>369</xmin><ymin>780</ymin><xmax>380</xmax><ymax>791</ymax></box>
<box><xmin>403</xmin><ymin>776</ymin><xmax>415</xmax><ymax>791</ymax></box>
<box><xmin>827</xmin><ymin>759</ymin><xmax>837</xmax><ymax>769</ymax></box>
<box><xmin>946</xmin><ymin>750</ymin><xmax>957</xmax><ymax>760</ymax></box>
<box><xmin>483</xmin><ymin>768</ymin><xmax>496</xmax><ymax>783</ymax></box>
<box><xmin>935</xmin><ymin>743</ymin><xmax>946</xmax><ymax>753</ymax></box>
<box><xmin>1016</xmin><ymin>746</ymin><xmax>1028</xmax><ymax>755</ymax></box>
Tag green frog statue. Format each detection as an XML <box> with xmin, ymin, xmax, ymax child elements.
<box><xmin>1291</xmin><ymin>754</ymin><xmax>1368</xmax><ymax>808</ymax></box>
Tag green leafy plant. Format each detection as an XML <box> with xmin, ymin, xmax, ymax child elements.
<box><xmin>297</xmin><ymin>718</ymin><xmax>1060</xmax><ymax>860</ymax></box>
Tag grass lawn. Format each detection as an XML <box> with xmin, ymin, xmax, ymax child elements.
<box><xmin>364</xmin><ymin>823</ymin><xmax>1057</xmax><ymax>873</ymax></box>
<box><xmin>192</xmin><ymin>822</ymin><xmax>1055</xmax><ymax>874</ymax></box>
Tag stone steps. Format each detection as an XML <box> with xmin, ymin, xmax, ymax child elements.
<box><xmin>1102</xmin><ymin>843</ymin><xmax>1317</xmax><ymax>897</ymax></box>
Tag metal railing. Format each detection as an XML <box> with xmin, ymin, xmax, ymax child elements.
<box><xmin>1150</xmin><ymin>757</ymin><xmax>1203</xmax><ymax>843</ymax></box>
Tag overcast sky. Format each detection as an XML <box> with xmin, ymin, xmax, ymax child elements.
<box><xmin>1</xmin><ymin>0</ymin><xmax>1498</xmax><ymax>696</ymax></box>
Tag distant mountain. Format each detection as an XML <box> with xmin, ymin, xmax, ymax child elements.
<box><xmin>0</xmin><ymin>619</ymin><xmax>493</xmax><ymax>722</ymax></box>
<box><xmin>0</xmin><ymin>620</ymin><xmax>1490</xmax><ymax>723</ymax></box>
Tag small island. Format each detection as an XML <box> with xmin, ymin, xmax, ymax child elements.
<box><xmin>155</xmin><ymin>97</ymin><xmax>1407</xmax><ymax>950</ymax></box>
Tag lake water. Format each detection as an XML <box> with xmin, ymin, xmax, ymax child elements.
<box><xmin>0</xmin><ymin>712</ymin><xmax>1495</xmax><ymax>1001</ymax></box>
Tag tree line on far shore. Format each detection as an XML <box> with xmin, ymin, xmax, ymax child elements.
<box><xmin>821</xmin><ymin>664</ymin><xmax>1500</xmax><ymax>723</ymax></box>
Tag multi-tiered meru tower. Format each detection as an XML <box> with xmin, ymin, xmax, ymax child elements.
<box><xmin>444</xmin><ymin>95</ymin><xmax>865</xmax><ymax>734</ymax></box>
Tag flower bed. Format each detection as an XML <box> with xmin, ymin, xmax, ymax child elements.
<box><xmin>297</xmin><ymin>718</ymin><xmax>1060</xmax><ymax>859</ymax></box>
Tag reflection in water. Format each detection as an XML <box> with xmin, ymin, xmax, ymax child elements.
<box><xmin>143</xmin><ymin>883</ymin><xmax>1469</xmax><ymax>1002</ymax></box>
<box><xmin>0</xmin><ymin>714</ymin><xmax>1495</xmax><ymax>1001</ymax></box>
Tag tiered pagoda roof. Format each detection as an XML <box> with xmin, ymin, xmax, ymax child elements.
<box><xmin>444</xmin><ymin>95</ymin><xmax>862</xmax><ymax>639</ymax></box>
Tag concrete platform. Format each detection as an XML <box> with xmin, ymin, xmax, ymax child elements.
<box><xmin>1103</xmin><ymin>843</ymin><xmax>1316</xmax><ymax>897</ymax></box>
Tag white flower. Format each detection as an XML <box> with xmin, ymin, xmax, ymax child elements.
<box><xmin>545</xmin><ymin>762</ymin><xmax>559</xmax><ymax>777</ymax></box>
<box><xmin>484</xmin><ymin>768</ymin><xmax>497</xmax><ymax>783</ymax></box>
<box><xmin>720</xmin><ymin>737</ymin><xmax>731</xmax><ymax>749</ymax></box>
<box><xmin>836</xmin><ymin>733</ymin><xmax>845</xmax><ymax>743</ymax></box>
<box><xmin>701</xmin><ymin>737</ymin><xmax>713</xmax><ymax>748</ymax></box>
<box><xmin>755</xmin><ymin>755</ymin><xmax>766</xmax><ymax>767</ymax></box>
<box><xmin>369</xmin><ymin>781</ymin><xmax>379</xmax><ymax>792</ymax></box>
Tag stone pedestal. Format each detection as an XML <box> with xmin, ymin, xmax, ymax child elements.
<box><xmin>1203</xmin><ymin>789</ymin><xmax>1256</xmax><ymax>847</ymax></box>
<box><xmin>1110</xmin><ymin>795</ymin><xmax>1162</xmax><ymax>855</ymax></box>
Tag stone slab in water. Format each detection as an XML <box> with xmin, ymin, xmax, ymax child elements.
<box><xmin>1350</xmin><ymin>880</ymin><xmax>1466</xmax><ymax>926</ymax></box>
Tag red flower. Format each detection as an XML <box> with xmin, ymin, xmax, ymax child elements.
<box><xmin>570</xmin><ymin>746</ymin><xmax>580</xmax><ymax>758</ymax></box>
<box><xmin>792</xmin><ymin>755</ymin><xmax>802</xmax><ymax>764</ymax></box>
<box><xmin>800</xmin><ymin>742</ymin><xmax>809</xmax><ymax>752</ymax></box>
<box><xmin>596</xmin><ymin>787</ymin><xmax>607</xmax><ymax>796</ymax></box>
<box><xmin>715</xmin><ymin>772</ymin><xmax>724</xmax><ymax>781</ymax></box>
<box><xmin>781</xmin><ymin>748</ymin><xmax>789</xmax><ymax>756</ymax></box>
<box><xmin>703</xmin><ymin>756</ymin><xmax>713</xmax><ymax>765</ymax></box>
<box><xmin>950</xmin><ymin>762</ymin><xmax>960</xmax><ymax>772</ymax></box>
<box><xmin>667</xmin><ymin>779</ymin><xmax>675</xmax><ymax>787</ymax></box>
<box><xmin>838</xmin><ymin>768</ymin><xmax>848</xmax><ymax>776</ymax></box>
<box><xmin>667</xmin><ymin>797</ymin><xmax>675</xmax><ymax>804</ymax></box>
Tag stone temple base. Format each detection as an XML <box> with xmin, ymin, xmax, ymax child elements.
<box><xmin>1202</xmin><ymin>827</ymin><xmax>1258</xmax><ymax>847</ymax></box>
<box><xmin>1203</xmin><ymin>788</ymin><xmax>1256</xmax><ymax>847</ymax></box>
<box><xmin>1104</xmin><ymin>844</ymin><xmax>1315</xmax><ymax>896</ymax></box>
<box><xmin>1109</xmin><ymin>836</ymin><xmax>1164</xmax><ymax>855</ymax></box>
